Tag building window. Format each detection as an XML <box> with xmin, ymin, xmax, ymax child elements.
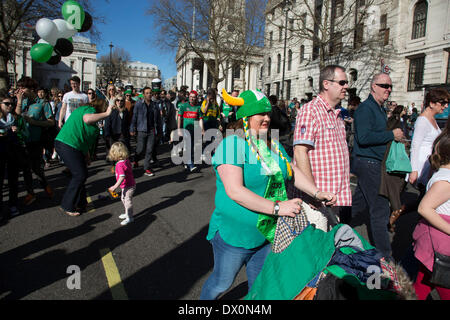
<box><xmin>335</xmin><ymin>0</ymin><xmax>344</xmax><ymax>17</ymax></box>
<box><xmin>412</xmin><ymin>0</ymin><xmax>427</xmax><ymax>40</ymax></box>
<box><xmin>265</xmin><ymin>83</ymin><xmax>271</xmax><ymax>96</ymax></box>
<box><xmin>269</xmin><ymin>31</ymin><xmax>273</xmax><ymax>48</ymax></box>
<box><xmin>300</xmin><ymin>45</ymin><xmax>305</xmax><ymax>63</ymax></box>
<box><xmin>285</xmin><ymin>80</ymin><xmax>291</xmax><ymax>100</ymax></box>
<box><xmin>287</xmin><ymin>50</ymin><xmax>292</xmax><ymax>71</ymax></box>
<box><xmin>275</xmin><ymin>81</ymin><xmax>280</xmax><ymax>97</ymax></box>
<box><xmin>379</xmin><ymin>14</ymin><xmax>389</xmax><ymax>46</ymax></box>
<box><xmin>268</xmin><ymin>57</ymin><xmax>271</xmax><ymax>76</ymax></box>
<box><xmin>446</xmin><ymin>52</ymin><xmax>450</xmax><ymax>84</ymax></box>
<box><xmin>233</xmin><ymin>64</ymin><xmax>241</xmax><ymax>79</ymax></box>
<box><xmin>277</xmin><ymin>54</ymin><xmax>281</xmax><ymax>73</ymax></box>
<box><xmin>82</xmin><ymin>81</ymin><xmax>90</xmax><ymax>92</ymax></box>
<box><xmin>408</xmin><ymin>55</ymin><xmax>425</xmax><ymax>91</ymax></box>
<box><xmin>354</xmin><ymin>23</ymin><xmax>364</xmax><ymax>49</ymax></box>
<box><xmin>330</xmin><ymin>32</ymin><xmax>342</xmax><ymax>55</ymax></box>
<box><xmin>279</xmin><ymin>26</ymin><xmax>283</xmax><ymax>41</ymax></box>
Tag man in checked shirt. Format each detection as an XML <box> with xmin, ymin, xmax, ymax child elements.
<box><xmin>292</xmin><ymin>65</ymin><xmax>352</xmax><ymax>226</ymax></box>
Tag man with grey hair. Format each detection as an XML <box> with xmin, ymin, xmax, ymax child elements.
<box><xmin>292</xmin><ymin>65</ymin><xmax>351</xmax><ymax>226</ymax></box>
<box><xmin>351</xmin><ymin>72</ymin><xmax>404</xmax><ymax>259</ymax></box>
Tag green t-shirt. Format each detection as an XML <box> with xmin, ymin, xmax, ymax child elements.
<box><xmin>55</xmin><ymin>105</ymin><xmax>99</xmax><ymax>155</ymax></box>
<box><xmin>178</xmin><ymin>102</ymin><xmax>201</xmax><ymax>131</ymax></box>
<box><xmin>207</xmin><ymin>134</ymin><xmax>292</xmax><ymax>249</ymax></box>
<box><xmin>222</xmin><ymin>102</ymin><xmax>232</xmax><ymax>118</ymax></box>
<box><xmin>23</xmin><ymin>98</ymin><xmax>53</xmax><ymax>143</ymax></box>
<box><xmin>200</xmin><ymin>100</ymin><xmax>220</xmax><ymax>124</ymax></box>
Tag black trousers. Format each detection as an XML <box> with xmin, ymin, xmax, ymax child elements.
<box><xmin>55</xmin><ymin>140</ymin><xmax>88</xmax><ymax>212</ymax></box>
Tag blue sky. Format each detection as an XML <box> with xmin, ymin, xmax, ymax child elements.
<box><xmin>90</xmin><ymin>0</ymin><xmax>177</xmax><ymax>81</ymax></box>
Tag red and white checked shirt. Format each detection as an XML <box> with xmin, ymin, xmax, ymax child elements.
<box><xmin>293</xmin><ymin>95</ymin><xmax>351</xmax><ymax>206</ymax></box>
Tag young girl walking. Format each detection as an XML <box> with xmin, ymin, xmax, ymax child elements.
<box><xmin>108</xmin><ymin>142</ymin><xmax>136</xmax><ymax>226</ymax></box>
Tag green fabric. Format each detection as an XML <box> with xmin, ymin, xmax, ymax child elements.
<box><xmin>253</xmin><ymin>139</ymin><xmax>288</xmax><ymax>243</ymax></box>
<box><xmin>236</xmin><ymin>90</ymin><xmax>272</xmax><ymax>120</ymax></box>
<box><xmin>245</xmin><ymin>224</ymin><xmax>374</xmax><ymax>300</ymax></box>
<box><xmin>55</xmin><ymin>106</ymin><xmax>99</xmax><ymax>155</ymax></box>
<box><xmin>385</xmin><ymin>141</ymin><xmax>412</xmax><ymax>174</ymax></box>
<box><xmin>206</xmin><ymin>135</ymin><xmax>291</xmax><ymax>249</ymax></box>
<box><xmin>23</xmin><ymin>98</ymin><xmax>53</xmax><ymax>142</ymax></box>
<box><xmin>222</xmin><ymin>103</ymin><xmax>232</xmax><ymax>117</ymax></box>
<box><xmin>178</xmin><ymin>102</ymin><xmax>201</xmax><ymax>131</ymax></box>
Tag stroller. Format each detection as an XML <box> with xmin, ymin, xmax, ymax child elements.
<box><xmin>246</xmin><ymin>202</ymin><xmax>416</xmax><ymax>300</ymax></box>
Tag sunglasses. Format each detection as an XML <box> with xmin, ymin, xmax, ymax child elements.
<box><xmin>376</xmin><ymin>83</ymin><xmax>393</xmax><ymax>89</ymax></box>
<box><xmin>2</xmin><ymin>102</ymin><xmax>12</xmax><ymax>106</ymax></box>
<box><xmin>88</xmin><ymin>92</ymin><xmax>95</xmax><ymax>95</ymax></box>
<box><xmin>58</xmin><ymin>95</ymin><xmax>63</xmax><ymax>97</ymax></box>
<box><xmin>116</xmin><ymin>99</ymin><xmax>124</xmax><ymax>102</ymax></box>
<box><xmin>437</xmin><ymin>100</ymin><xmax>449</xmax><ymax>105</ymax></box>
<box><xmin>327</xmin><ymin>79</ymin><xmax>349</xmax><ymax>86</ymax></box>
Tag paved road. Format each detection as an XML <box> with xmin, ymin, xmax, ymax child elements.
<box><xmin>0</xmin><ymin>142</ymin><xmax>421</xmax><ymax>300</ymax></box>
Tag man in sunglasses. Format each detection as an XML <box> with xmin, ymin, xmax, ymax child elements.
<box><xmin>351</xmin><ymin>72</ymin><xmax>404</xmax><ymax>260</ymax></box>
<box><xmin>292</xmin><ymin>65</ymin><xmax>352</xmax><ymax>227</ymax></box>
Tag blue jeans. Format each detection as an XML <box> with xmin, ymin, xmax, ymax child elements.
<box><xmin>200</xmin><ymin>231</ymin><xmax>271</xmax><ymax>300</ymax></box>
<box><xmin>351</xmin><ymin>156</ymin><xmax>392</xmax><ymax>258</ymax></box>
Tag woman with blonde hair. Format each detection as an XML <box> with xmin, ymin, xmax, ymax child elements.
<box><xmin>106</xmin><ymin>84</ymin><xmax>117</xmax><ymax>106</ymax></box>
<box><xmin>108</xmin><ymin>141</ymin><xmax>136</xmax><ymax>226</ymax></box>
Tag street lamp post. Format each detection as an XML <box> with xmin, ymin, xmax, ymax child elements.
<box><xmin>109</xmin><ymin>42</ymin><xmax>114</xmax><ymax>84</ymax></box>
<box><xmin>280</xmin><ymin>0</ymin><xmax>290</xmax><ymax>102</ymax></box>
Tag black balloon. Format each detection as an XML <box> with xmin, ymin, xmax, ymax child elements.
<box><xmin>54</xmin><ymin>38</ymin><xmax>74</xmax><ymax>57</ymax></box>
<box><xmin>80</xmin><ymin>12</ymin><xmax>93</xmax><ymax>32</ymax></box>
<box><xmin>47</xmin><ymin>54</ymin><xmax>61</xmax><ymax>65</ymax></box>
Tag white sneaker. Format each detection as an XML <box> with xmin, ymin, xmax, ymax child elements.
<box><xmin>119</xmin><ymin>213</ymin><xmax>127</xmax><ymax>219</ymax></box>
<box><xmin>120</xmin><ymin>217</ymin><xmax>134</xmax><ymax>226</ymax></box>
<box><xmin>51</xmin><ymin>151</ymin><xmax>58</xmax><ymax>160</ymax></box>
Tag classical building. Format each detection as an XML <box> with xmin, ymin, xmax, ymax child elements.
<box><xmin>97</xmin><ymin>60</ymin><xmax>160</xmax><ymax>90</ymax></box>
<box><xmin>33</xmin><ymin>35</ymin><xmax>98</xmax><ymax>92</ymax></box>
<box><xmin>6</xmin><ymin>28</ymin><xmax>34</xmax><ymax>88</ymax></box>
<box><xmin>176</xmin><ymin>0</ymin><xmax>265</xmax><ymax>93</ymax></box>
<box><xmin>263</xmin><ymin>0</ymin><xmax>450</xmax><ymax>107</ymax></box>
<box><xmin>164</xmin><ymin>76</ymin><xmax>177</xmax><ymax>91</ymax></box>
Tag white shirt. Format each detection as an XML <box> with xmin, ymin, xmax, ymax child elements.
<box><xmin>426</xmin><ymin>168</ymin><xmax>450</xmax><ymax>216</ymax></box>
<box><xmin>62</xmin><ymin>91</ymin><xmax>88</xmax><ymax>122</ymax></box>
<box><xmin>410</xmin><ymin>116</ymin><xmax>441</xmax><ymax>184</ymax></box>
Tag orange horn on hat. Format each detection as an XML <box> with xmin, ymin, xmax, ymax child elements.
<box><xmin>222</xmin><ymin>88</ymin><xmax>244</xmax><ymax>106</ymax></box>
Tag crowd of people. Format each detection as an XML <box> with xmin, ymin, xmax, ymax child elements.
<box><xmin>0</xmin><ymin>65</ymin><xmax>449</xmax><ymax>300</ymax></box>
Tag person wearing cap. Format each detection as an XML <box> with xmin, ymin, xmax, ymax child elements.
<box><xmin>177</xmin><ymin>90</ymin><xmax>203</xmax><ymax>172</ymax></box>
<box><xmin>199</xmin><ymin>89</ymin><xmax>336</xmax><ymax>300</ymax></box>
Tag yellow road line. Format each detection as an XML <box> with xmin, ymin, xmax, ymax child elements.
<box><xmin>99</xmin><ymin>248</ymin><xmax>129</xmax><ymax>300</ymax></box>
<box><xmin>86</xmin><ymin>196</ymin><xmax>95</xmax><ymax>213</ymax></box>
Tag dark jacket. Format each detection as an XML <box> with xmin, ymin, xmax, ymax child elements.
<box><xmin>129</xmin><ymin>99</ymin><xmax>162</xmax><ymax>135</ymax></box>
<box><xmin>155</xmin><ymin>98</ymin><xmax>177</xmax><ymax>132</ymax></box>
<box><xmin>104</xmin><ymin>108</ymin><xmax>130</xmax><ymax>137</ymax></box>
<box><xmin>353</xmin><ymin>94</ymin><xmax>394</xmax><ymax>161</ymax></box>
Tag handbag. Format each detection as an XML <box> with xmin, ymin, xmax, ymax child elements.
<box><xmin>385</xmin><ymin>141</ymin><xmax>412</xmax><ymax>174</ymax></box>
<box><xmin>428</xmin><ymin>226</ymin><xmax>450</xmax><ymax>289</ymax></box>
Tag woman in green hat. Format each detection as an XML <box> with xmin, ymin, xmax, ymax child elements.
<box><xmin>199</xmin><ymin>89</ymin><xmax>336</xmax><ymax>300</ymax></box>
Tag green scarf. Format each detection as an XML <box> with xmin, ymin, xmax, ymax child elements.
<box><xmin>253</xmin><ymin>139</ymin><xmax>289</xmax><ymax>243</ymax></box>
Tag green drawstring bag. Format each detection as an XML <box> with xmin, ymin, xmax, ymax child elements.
<box><xmin>385</xmin><ymin>141</ymin><xmax>412</xmax><ymax>174</ymax></box>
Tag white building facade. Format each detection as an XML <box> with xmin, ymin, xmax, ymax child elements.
<box><xmin>33</xmin><ymin>35</ymin><xmax>98</xmax><ymax>92</ymax></box>
<box><xmin>263</xmin><ymin>0</ymin><xmax>450</xmax><ymax>107</ymax></box>
<box><xmin>176</xmin><ymin>46</ymin><xmax>264</xmax><ymax>93</ymax></box>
